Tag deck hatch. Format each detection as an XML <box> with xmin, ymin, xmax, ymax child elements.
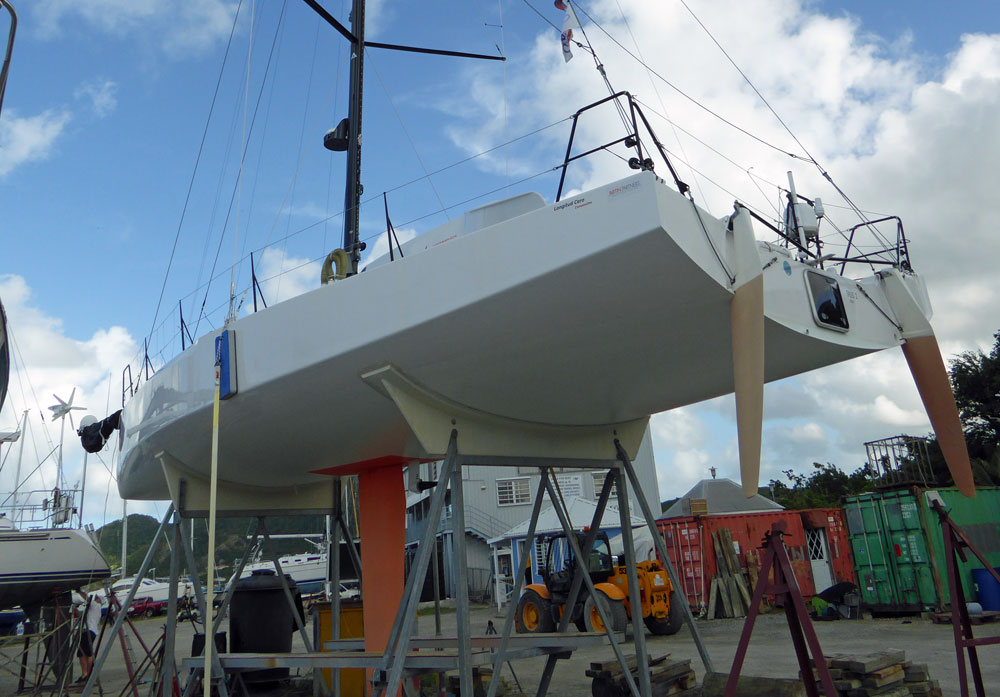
<box><xmin>805</xmin><ymin>270</ymin><xmax>850</xmax><ymax>332</ymax></box>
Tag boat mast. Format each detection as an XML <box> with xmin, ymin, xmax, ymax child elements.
<box><xmin>11</xmin><ymin>409</ymin><xmax>26</xmax><ymax>525</ymax></box>
<box><xmin>0</xmin><ymin>0</ymin><xmax>16</xmax><ymax>121</ymax></box>
<box><xmin>342</xmin><ymin>0</ymin><xmax>365</xmax><ymax>276</ymax></box>
<box><xmin>306</xmin><ymin>0</ymin><xmax>502</xmax><ymax>274</ymax></box>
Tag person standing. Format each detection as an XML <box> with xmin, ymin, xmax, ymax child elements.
<box><xmin>72</xmin><ymin>592</ymin><xmax>103</xmax><ymax>683</ymax></box>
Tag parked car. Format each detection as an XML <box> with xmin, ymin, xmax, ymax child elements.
<box><xmin>127</xmin><ymin>597</ymin><xmax>169</xmax><ymax>619</ymax></box>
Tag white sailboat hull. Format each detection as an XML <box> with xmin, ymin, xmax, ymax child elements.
<box><xmin>119</xmin><ymin>171</ymin><xmax>924</xmax><ymax>500</ymax></box>
<box><xmin>0</xmin><ymin>528</ymin><xmax>111</xmax><ymax>611</ymax></box>
<box><xmin>109</xmin><ymin>577</ymin><xmax>192</xmax><ymax>604</ymax></box>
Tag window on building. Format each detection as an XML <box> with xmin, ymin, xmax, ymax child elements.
<box><xmin>497</xmin><ymin>477</ymin><xmax>531</xmax><ymax>506</ymax></box>
<box><xmin>592</xmin><ymin>471</ymin><xmax>618</xmax><ymax>499</ymax></box>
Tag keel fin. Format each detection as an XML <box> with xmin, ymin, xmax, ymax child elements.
<box><xmin>902</xmin><ymin>334</ymin><xmax>975</xmax><ymax>497</ymax></box>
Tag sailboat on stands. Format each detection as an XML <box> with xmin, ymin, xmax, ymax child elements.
<box><xmin>0</xmin><ymin>303</ymin><xmax>111</xmax><ymax>614</ymax></box>
<box><xmin>107</xmin><ymin>0</ymin><xmax>975</xmax><ymax>511</ymax></box>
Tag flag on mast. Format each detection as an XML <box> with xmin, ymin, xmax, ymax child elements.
<box><xmin>556</xmin><ymin>0</ymin><xmax>582</xmax><ymax>62</ymax></box>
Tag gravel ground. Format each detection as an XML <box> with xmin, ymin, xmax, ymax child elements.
<box><xmin>1</xmin><ymin>604</ymin><xmax>996</xmax><ymax>696</ymax></box>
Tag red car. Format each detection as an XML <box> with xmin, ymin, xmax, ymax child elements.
<box><xmin>127</xmin><ymin>597</ymin><xmax>169</xmax><ymax>619</ymax></box>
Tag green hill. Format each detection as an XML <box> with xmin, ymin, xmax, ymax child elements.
<box><xmin>95</xmin><ymin>514</ymin><xmax>329</xmax><ymax>583</ymax></box>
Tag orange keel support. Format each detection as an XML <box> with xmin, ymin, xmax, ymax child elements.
<box><xmin>359</xmin><ymin>465</ymin><xmax>406</xmax><ymax>653</ymax></box>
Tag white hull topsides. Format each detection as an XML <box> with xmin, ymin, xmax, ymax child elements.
<box><xmin>0</xmin><ymin>527</ymin><xmax>111</xmax><ymax>611</ymax></box>
<box><xmin>119</xmin><ymin>171</ymin><xmax>931</xmax><ymax>501</ymax></box>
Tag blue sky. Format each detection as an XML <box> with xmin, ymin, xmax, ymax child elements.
<box><xmin>2</xmin><ymin>0</ymin><xmax>999</xmax><ymax>526</ymax></box>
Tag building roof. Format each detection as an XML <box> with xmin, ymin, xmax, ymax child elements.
<box><xmin>490</xmin><ymin>496</ymin><xmax>645</xmax><ymax>544</ymax></box>
<box><xmin>660</xmin><ymin>478</ymin><xmax>783</xmax><ymax>519</ymax></box>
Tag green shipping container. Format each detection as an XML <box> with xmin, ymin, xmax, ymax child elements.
<box><xmin>843</xmin><ymin>487</ymin><xmax>1000</xmax><ymax>613</ymax></box>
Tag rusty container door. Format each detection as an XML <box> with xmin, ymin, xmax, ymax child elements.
<box><xmin>659</xmin><ymin>517</ymin><xmax>709</xmax><ymax>612</ymax></box>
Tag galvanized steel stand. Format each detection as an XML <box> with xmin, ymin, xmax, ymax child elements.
<box><xmin>723</xmin><ymin>521</ymin><xmax>838</xmax><ymax>697</ymax></box>
<box><xmin>931</xmin><ymin>499</ymin><xmax>1000</xmax><ymax>697</ymax></box>
<box><xmin>367</xmin><ymin>430</ymin><xmax>712</xmax><ymax>697</ymax></box>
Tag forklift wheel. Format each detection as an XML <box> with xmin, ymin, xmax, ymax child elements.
<box><xmin>515</xmin><ymin>590</ymin><xmax>555</xmax><ymax>633</ymax></box>
<box><xmin>583</xmin><ymin>593</ymin><xmax>627</xmax><ymax>633</ymax></box>
<box><xmin>644</xmin><ymin>597</ymin><xmax>684</xmax><ymax>635</ymax></box>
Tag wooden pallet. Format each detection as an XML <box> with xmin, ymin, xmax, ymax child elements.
<box><xmin>930</xmin><ymin>609</ymin><xmax>1000</xmax><ymax>625</ymax></box>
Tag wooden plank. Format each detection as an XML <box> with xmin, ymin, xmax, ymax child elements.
<box><xmin>727</xmin><ymin>576</ymin><xmax>744</xmax><ymax>616</ymax></box>
<box><xmin>702</xmin><ymin>672</ymin><xmax>806</xmax><ymax>697</ymax></box>
<box><xmin>830</xmin><ymin>650</ymin><xmax>906</xmax><ymax>674</ymax></box>
<box><xmin>717</xmin><ymin>575</ymin><xmax>734</xmax><ymax>618</ymax></box>
<box><xmin>589</xmin><ymin>653</ymin><xmax>668</xmax><ymax>674</ymax></box>
<box><xmin>707</xmin><ymin>577</ymin><xmax>719</xmax><ymax>619</ymax></box>
<box><xmin>734</xmin><ymin>575</ymin><xmax>753</xmax><ymax>609</ymax></box>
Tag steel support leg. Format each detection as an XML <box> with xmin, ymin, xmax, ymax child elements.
<box><xmin>723</xmin><ymin>525</ymin><xmax>837</xmax><ymax>697</ymax></box>
<box><xmin>615</xmin><ymin>465</ymin><xmax>652</xmax><ymax>697</ymax></box>
<box><xmin>330</xmin><ymin>478</ymin><xmax>342</xmax><ymax>697</ymax></box>
<box><xmin>529</xmin><ymin>470</ymin><xmax>616</xmax><ymax>697</ymax></box>
<box><xmin>374</xmin><ymin>432</ymin><xmax>458</xmax><ymax>697</ymax></box>
<box><xmin>945</xmin><ymin>521</ymin><xmax>977</xmax><ymax>697</ymax></box>
<box><xmin>163</xmin><ymin>516</ymin><xmax>181</xmax><ymax>694</ymax></box>
<box><xmin>262</xmin><ymin>522</ymin><xmax>314</xmax><ymax>652</ymax></box>
<box><xmin>176</xmin><ymin>516</ymin><xmax>231</xmax><ymax>697</ymax></box>
<box><xmin>451</xmin><ymin>458</ymin><xmax>473</xmax><ymax>697</ymax></box>
<box><xmin>82</xmin><ymin>504</ymin><xmax>174</xmax><ymax>697</ymax></box>
<box><xmin>485</xmin><ymin>469</ymin><xmax>552</xmax><ymax>697</ymax></box>
<box><xmin>616</xmin><ymin>440</ymin><xmax>714</xmax><ymax>673</ymax></box>
<box><xmin>338</xmin><ymin>514</ymin><xmax>363</xmax><ymax>584</ymax></box>
<box><xmin>541</xmin><ymin>476</ymin><xmax>641</xmax><ymax>697</ymax></box>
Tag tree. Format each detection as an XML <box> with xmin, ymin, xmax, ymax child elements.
<box><xmin>768</xmin><ymin>462</ymin><xmax>872</xmax><ymax>510</ymax></box>
<box><xmin>950</xmin><ymin>330</ymin><xmax>1000</xmax><ymax>464</ymax></box>
<box><xmin>911</xmin><ymin>330</ymin><xmax>1000</xmax><ymax>488</ymax></box>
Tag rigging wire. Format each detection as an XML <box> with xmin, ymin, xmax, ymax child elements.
<box><xmin>499</xmin><ymin>0</ymin><xmax>510</xmax><ymax>190</ymax></box>
<box><xmin>146</xmin><ymin>0</ymin><xmax>244</xmax><ymax>346</ymax></box>
<box><xmin>142</xmin><ymin>113</ymin><xmax>574</xmax><ymax>361</ymax></box>
<box><xmin>324</xmin><ymin>0</ymin><xmax>348</xmax><ymax>252</ymax></box>
<box><xmin>612</xmin><ymin>0</ymin><xmax>704</xmax><ymax>202</ymax></box>
<box><xmin>229</xmin><ymin>0</ymin><xmax>256</xmax><ymax>324</ymax></box>
<box><xmin>274</xmin><ymin>0</ymin><xmax>318</xmax><ymax>303</ymax></box>
<box><xmin>194</xmin><ymin>4</ymin><xmax>288</xmax><ymax>335</ymax></box>
<box><xmin>567</xmin><ymin>1</ymin><xmax>810</xmax><ymax>162</ymax></box>
<box><xmin>672</xmin><ymin>0</ymin><xmax>895</xmax><ymax>250</ymax></box>
<box><xmin>365</xmin><ymin>49</ymin><xmax>451</xmax><ymax>220</ymax></box>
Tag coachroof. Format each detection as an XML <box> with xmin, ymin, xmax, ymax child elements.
<box><xmin>660</xmin><ymin>478</ymin><xmax>783</xmax><ymax>519</ymax></box>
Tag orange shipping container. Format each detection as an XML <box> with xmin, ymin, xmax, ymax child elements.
<box><xmin>656</xmin><ymin>509</ymin><xmax>855</xmax><ymax>612</ymax></box>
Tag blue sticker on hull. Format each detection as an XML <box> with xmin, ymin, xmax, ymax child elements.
<box><xmin>215</xmin><ymin>329</ymin><xmax>238</xmax><ymax>399</ymax></box>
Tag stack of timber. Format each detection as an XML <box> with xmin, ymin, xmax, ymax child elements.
<box><xmin>587</xmin><ymin>654</ymin><xmax>697</xmax><ymax>697</ymax></box>
<box><xmin>445</xmin><ymin>667</ymin><xmax>523</xmax><ymax>697</ymax></box>
<box><xmin>801</xmin><ymin>651</ymin><xmax>942</xmax><ymax>697</ymax></box>
<box><xmin>707</xmin><ymin>528</ymin><xmax>753</xmax><ymax>619</ymax></box>
<box><xmin>701</xmin><ymin>672</ymin><xmax>807</xmax><ymax>696</ymax></box>
<box><xmin>930</xmin><ymin>609</ymin><xmax>1000</xmax><ymax>625</ymax></box>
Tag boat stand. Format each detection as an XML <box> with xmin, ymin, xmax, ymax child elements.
<box><xmin>354</xmin><ymin>427</ymin><xmax>713</xmax><ymax>697</ymax></box>
<box><xmin>722</xmin><ymin>521</ymin><xmax>837</xmax><ymax>697</ymax></box>
<box><xmin>0</xmin><ymin>601</ymin><xmax>79</xmax><ymax>696</ymax></box>
<box><xmin>930</xmin><ymin>498</ymin><xmax>1000</xmax><ymax>697</ymax></box>
<box><xmin>169</xmin><ymin>426</ymin><xmax>712</xmax><ymax>697</ymax></box>
<box><xmin>81</xmin><ymin>506</ymin><xmax>233</xmax><ymax>697</ymax></box>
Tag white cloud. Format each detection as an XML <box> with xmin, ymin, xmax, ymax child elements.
<box><xmin>75</xmin><ymin>79</ymin><xmax>119</xmax><ymax>118</ymax></box>
<box><xmin>33</xmin><ymin>0</ymin><xmax>237</xmax><ymax>55</ymax></box>
<box><xmin>253</xmin><ymin>248</ymin><xmax>324</xmax><ymax>305</ymax></box>
<box><xmin>0</xmin><ymin>274</ymin><xmax>149</xmax><ymax>527</ymax></box>
<box><xmin>359</xmin><ymin>227</ymin><xmax>418</xmax><ymax>269</ymax></box>
<box><xmin>0</xmin><ymin>109</ymin><xmax>72</xmax><ymax>177</ymax></box>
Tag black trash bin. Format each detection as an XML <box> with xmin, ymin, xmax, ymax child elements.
<box><xmin>230</xmin><ymin>570</ymin><xmax>304</xmax><ymax>690</ymax></box>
